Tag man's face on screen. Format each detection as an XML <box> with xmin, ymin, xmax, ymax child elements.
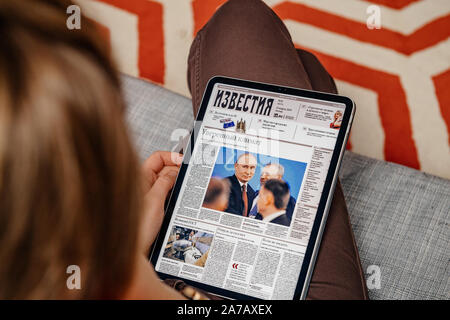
<box><xmin>234</xmin><ymin>154</ymin><xmax>257</xmax><ymax>183</ymax></box>
<box><xmin>260</xmin><ymin>164</ymin><xmax>282</xmax><ymax>185</ymax></box>
<box><xmin>257</xmin><ymin>186</ymin><xmax>273</xmax><ymax>216</ymax></box>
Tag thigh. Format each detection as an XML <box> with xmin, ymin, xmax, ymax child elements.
<box><xmin>187</xmin><ymin>0</ymin><xmax>368</xmax><ymax>299</ymax></box>
<box><xmin>294</xmin><ymin>50</ymin><xmax>367</xmax><ymax>300</ymax></box>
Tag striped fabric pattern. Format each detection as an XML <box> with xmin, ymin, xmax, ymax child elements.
<box><xmin>77</xmin><ymin>0</ymin><xmax>450</xmax><ymax>179</ymax></box>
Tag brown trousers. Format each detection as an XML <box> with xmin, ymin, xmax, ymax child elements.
<box><xmin>187</xmin><ymin>0</ymin><xmax>368</xmax><ymax>299</ymax></box>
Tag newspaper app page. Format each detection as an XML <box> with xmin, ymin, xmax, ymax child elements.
<box><xmin>155</xmin><ymin>83</ymin><xmax>346</xmax><ymax>299</ymax></box>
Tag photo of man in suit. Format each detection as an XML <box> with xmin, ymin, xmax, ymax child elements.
<box><xmin>256</xmin><ymin>179</ymin><xmax>291</xmax><ymax>226</ymax></box>
<box><xmin>224</xmin><ymin>153</ymin><xmax>257</xmax><ymax>217</ymax></box>
<box><xmin>248</xmin><ymin>163</ymin><xmax>296</xmax><ymax>222</ymax></box>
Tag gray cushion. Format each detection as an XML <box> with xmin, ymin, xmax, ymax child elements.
<box><xmin>340</xmin><ymin>152</ymin><xmax>449</xmax><ymax>300</ymax></box>
<box><xmin>122</xmin><ymin>75</ymin><xmax>194</xmax><ymax>162</ymax></box>
<box><xmin>122</xmin><ymin>75</ymin><xmax>449</xmax><ymax>300</ymax></box>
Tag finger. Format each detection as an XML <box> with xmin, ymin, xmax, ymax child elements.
<box><xmin>157</xmin><ymin>165</ymin><xmax>180</xmax><ymax>178</ymax></box>
<box><xmin>141</xmin><ymin>167</ymin><xmax>157</xmax><ymax>194</ymax></box>
<box><xmin>141</xmin><ymin>167</ymin><xmax>179</xmax><ymax>241</ymax></box>
<box><xmin>143</xmin><ymin>151</ymin><xmax>183</xmax><ymax>176</ymax></box>
<box><xmin>142</xmin><ymin>152</ymin><xmax>182</xmax><ymax>194</ymax></box>
<box><xmin>147</xmin><ymin>166</ymin><xmax>179</xmax><ymax>206</ymax></box>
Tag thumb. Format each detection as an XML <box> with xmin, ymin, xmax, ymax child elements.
<box><xmin>148</xmin><ymin>167</ymin><xmax>179</xmax><ymax>203</ymax></box>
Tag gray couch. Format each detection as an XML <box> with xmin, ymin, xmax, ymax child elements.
<box><xmin>122</xmin><ymin>75</ymin><xmax>449</xmax><ymax>300</ymax></box>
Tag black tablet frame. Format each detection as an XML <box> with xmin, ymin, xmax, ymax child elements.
<box><xmin>150</xmin><ymin>76</ymin><xmax>355</xmax><ymax>300</ymax></box>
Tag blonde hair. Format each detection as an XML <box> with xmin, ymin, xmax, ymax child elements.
<box><xmin>0</xmin><ymin>0</ymin><xmax>141</xmax><ymax>299</ymax></box>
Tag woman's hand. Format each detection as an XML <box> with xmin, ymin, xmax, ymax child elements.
<box><xmin>139</xmin><ymin>151</ymin><xmax>183</xmax><ymax>256</ymax></box>
<box><xmin>124</xmin><ymin>151</ymin><xmax>186</xmax><ymax>300</ymax></box>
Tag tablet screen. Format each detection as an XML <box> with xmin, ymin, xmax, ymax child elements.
<box><xmin>154</xmin><ymin>81</ymin><xmax>347</xmax><ymax>299</ymax></box>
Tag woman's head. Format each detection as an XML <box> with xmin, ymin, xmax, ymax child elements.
<box><xmin>0</xmin><ymin>0</ymin><xmax>141</xmax><ymax>299</ymax></box>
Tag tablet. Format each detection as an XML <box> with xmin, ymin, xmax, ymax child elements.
<box><xmin>150</xmin><ymin>76</ymin><xmax>355</xmax><ymax>300</ymax></box>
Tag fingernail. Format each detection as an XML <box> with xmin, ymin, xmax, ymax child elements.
<box><xmin>174</xmin><ymin>153</ymin><xmax>183</xmax><ymax>165</ymax></box>
<box><xmin>167</xmin><ymin>170</ymin><xmax>178</xmax><ymax>177</ymax></box>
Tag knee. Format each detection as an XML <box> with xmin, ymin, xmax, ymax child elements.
<box><xmin>200</xmin><ymin>0</ymin><xmax>287</xmax><ymax>44</ymax></box>
<box><xmin>211</xmin><ymin>0</ymin><xmax>275</xmax><ymax>29</ymax></box>
<box><xmin>225</xmin><ymin>0</ymin><xmax>268</xmax><ymax>11</ymax></box>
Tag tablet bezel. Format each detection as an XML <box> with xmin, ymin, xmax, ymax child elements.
<box><xmin>150</xmin><ymin>76</ymin><xmax>355</xmax><ymax>300</ymax></box>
